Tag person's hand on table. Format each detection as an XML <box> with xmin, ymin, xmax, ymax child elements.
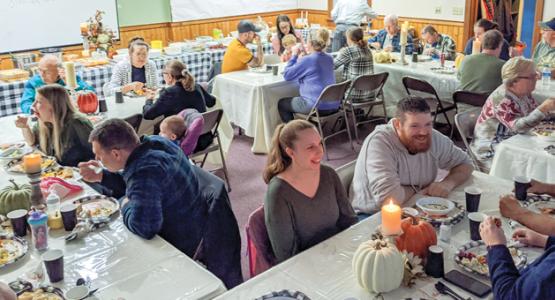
<box><xmin>499</xmin><ymin>195</ymin><xmax>526</xmax><ymax>220</ymax></box>
<box><xmin>122</xmin><ymin>82</ymin><xmax>144</xmax><ymax>94</ymax></box>
<box><xmin>527</xmin><ymin>179</ymin><xmax>553</xmax><ymax>195</ymax></box>
<box><xmin>370</xmin><ymin>42</ymin><xmax>381</xmax><ymax>50</ymax></box>
<box><xmin>421</xmin><ymin>181</ymin><xmax>453</xmax><ymax>198</ymax></box>
<box><xmin>480</xmin><ymin>216</ymin><xmax>507</xmax><ymax>247</ymax></box>
<box><xmin>78</xmin><ymin>160</ymin><xmax>103</xmax><ymax>183</ymax></box>
<box><xmin>14</xmin><ymin>115</ymin><xmax>29</xmax><ymax>129</ymax></box>
<box><xmin>512</xmin><ymin>228</ymin><xmax>548</xmax><ymax>248</ymax></box>
<box><xmin>144</xmin><ymin>88</ymin><xmax>156</xmax><ymax>100</ymax></box>
<box><xmin>383</xmin><ymin>45</ymin><xmax>393</xmax><ymax>52</ymax></box>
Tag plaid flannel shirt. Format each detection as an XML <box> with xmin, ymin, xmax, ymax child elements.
<box><xmin>334</xmin><ymin>45</ymin><xmax>375</xmax><ymax>102</ymax></box>
<box><xmin>423</xmin><ymin>34</ymin><xmax>457</xmax><ymax>60</ymax></box>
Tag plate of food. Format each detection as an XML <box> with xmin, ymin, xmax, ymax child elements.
<box><xmin>127</xmin><ymin>89</ymin><xmax>146</xmax><ymax>97</ymax></box>
<box><xmin>248</xmin><ymin>66</ymin><xmax>271</xmax><ymax>73</ymax></box>
<box><xmin>17</xmin><ymin>286</ymin><xmax>64</xmax><ymax>300</ymax></box>
<box><xmin>0</xmin><ymin>143</ymin><xmax>32</xmax><ymax>160</ymax></box>
<box><xmin>532</xmin><ymin>122</ymin><xmax>555</xmax><ymax>142</ymax></box>
<box><xmin>415</xmin><ymin>199</ymin><xmax>465</xmax><ymax>227</ymax></box>
<box><xmin>430</xmin><ymin>67</ymin><xmax>456</xmax><ymax>74</ymax></box>
<box><xmin>416</xmin><ymin>197</ymin><xmax>455</xmax><ymax>216</ymax></box>
<box><xmin>455</xmin><ymin>240</ymin><xmax>526</xmax><ymax>277</ymax></box>
<box><xmin>41</xmin><ymin>166</ymin><xmax>82</xmax><ymax>181</ymax></box>
<box><xmin>6</xmin><ymin>155</ymin><xmax>57</xmax><ymax>174</ymax></box>
<box><xmin>527</xmin><ymin>200</ymin><xmax>555</xmax><ymax>216</ymax></box>
<box><xmin>373</xmin><ymin>51</ymin><xmax>396</xmax><ymax>64</ymax></box>
<box><xmin>0</xmin><ymin>234</ymin><xmax>28</xmax><ymax>269</ymax></box>
<box><xmin>73</xmin><ymin>195</ymin><xmax>119</xmax><ymax>221</ymax></box>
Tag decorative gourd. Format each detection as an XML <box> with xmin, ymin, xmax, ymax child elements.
<box><xmin>352</xmin><ymin>239</ymin><xmax>404</xmax><ymax>294</ymax></box>
<box><xmin>76</xmin><ymin>91</ymin><xmax>98</xmax><ymax>114</ymax></box>
<box><xmin>0</xmin><ymin>179</ymin><xmax>31</xmax><ymax>215</ymax></box>
<box><xmin>395</xmin><ymin>216</ymin><xmax>437</xmax><ymax>259</ymax></box>
<box><xmin>454</xmin><ymin>53</ymin><xmax>465</xmax><ymax>69</ymax></box>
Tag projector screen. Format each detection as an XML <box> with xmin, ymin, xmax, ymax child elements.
<box><xmin>171</xmin><ymin>0</ymin><xmax>298</xmax><ymax>22</ymax></box>
<box><xmin>0</xmin><ymin>0</ymin><xmax>119</xmax><ymax>54</ymax></box>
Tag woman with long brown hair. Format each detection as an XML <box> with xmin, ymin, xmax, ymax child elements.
<box><xmin>263</xmin><ymin>120</ymin><xmax>357</xmax><ymax>263</ymax></box>
<box><xmin>14</xmin><ymin>84</ymin><xmax>94</xmax><ymax>167</ymax></box>
<box><xmin>271</xmin><ymin>14</ymin><xmax>304</xmax><ymax>55</ymax></box>
<box><xmin>463</xmin><ymin>18</ymin><xmax>511</xmax><ymax>60</ymax></box>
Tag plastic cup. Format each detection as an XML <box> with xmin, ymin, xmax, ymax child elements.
<box><xmin>514</xmin><ymin>176</ymin><xmax>531</xmax><ymax>201</ymax></box>
<box><xmin>42</xmin><ymin>249</ymin><xmax>64</xmax><ymax>283</ymax></box>
<box><xmin>60</xmin><ymin>203</ymin><xmax>78</xmax><ymax>231</ymax></box>
<box><xmin>464</xmin><ymin>186</ymin><xmax>482</xmax><ymax>212</ymax></box>
<box><xmin>468</xmin><ymin>212</ymin><xmax>485</xmax><ymax>241</ymax></box>
<box><xmin>7</xmin><ymin>209</ymin><xmax>28</xmax><ymax>237</ymax></box>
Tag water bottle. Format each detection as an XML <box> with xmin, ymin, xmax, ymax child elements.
<box><xmin>46</xmin><ymin>192</ymin><xmax>61</xmax><ymax>218</ymax></box>
<box><xmin>542</xmin><ymin>66</ymin><xmax>551</xmax><ymax>88</ymax></box>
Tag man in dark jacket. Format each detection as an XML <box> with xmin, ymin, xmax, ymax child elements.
<box><xmin>79</xmin><ymin>118</ymin><xmax>242</xmax><ymax>288</ymax></box>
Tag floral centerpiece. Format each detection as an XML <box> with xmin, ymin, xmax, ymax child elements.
<box><xmin>80</xmin><ymin>10</ymin><xmax>116</xmax><ymax>56</ymax></box>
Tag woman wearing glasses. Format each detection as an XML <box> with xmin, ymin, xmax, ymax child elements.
<box><xmin>470</xmin><ymin>57</ymin><xmax>555</xmax><ymax>170</ymax></box>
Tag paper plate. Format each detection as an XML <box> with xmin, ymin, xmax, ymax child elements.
<box><xmin>73</xmin><ymin>194</ymin><xmax>120</xmax><ymax>222</ymax></box>
<box><xmin>454</xmin><ymin>240</ymin><xmax>526</xmax><ymax>277</ymax></box>
<box><xmin>255</xmin><ymin>290</ymin><xmax>311</xmax><ymax>300</ymax></box>
<box><xmin>0</xmin><ymin>234</ymin><xmax>28</xmax><ymax>269</ymax></box>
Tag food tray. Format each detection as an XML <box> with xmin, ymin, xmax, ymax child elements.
<box><xmin>73</xmin><ymin>194</ymin><xmax>120</xmax><ymax>222</ymax></box>
<box><xmin>0</xmin><ymin>234</ymin><xmax>28</xmax><ymax>269</ymax></box>
<box><xmin>454</xmin><ymin>240</ymin><xmax>526</xmax><ymax>277</ymax></box>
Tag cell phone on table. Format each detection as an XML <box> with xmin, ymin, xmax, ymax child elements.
<box><xmin>444</xmin><ymin>270</ymin><xmax>491</xmax><ymax>298</ymax></box>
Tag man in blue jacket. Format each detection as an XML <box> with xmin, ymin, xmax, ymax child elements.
<box><xmin>20</xmin><ymin>55</ymin><xmax>93</xmax><ymax>114</ymax></box>
<box><xmin>79</xmin><ymin>118</ymin><xmax>242</xmax><ymax>288</ymax></box>
<box><xmin>368</xmin><ymin>14</ymin><xmax>413</xmax><ymax>54</ymax></box>
<box><xmin>480</xmin><ymin>216</ymin><xmax>555</xmax><ymax>299</ymax></box>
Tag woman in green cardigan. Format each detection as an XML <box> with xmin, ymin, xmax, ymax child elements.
<box><xmin>15</xmin><ymin>84</ymin><xmax>95</xmax><ymax>167</ymax></box>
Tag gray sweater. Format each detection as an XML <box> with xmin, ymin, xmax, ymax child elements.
<box><xmin>265</xmin><ymin>165</ymin><xmax>357</xmax><ymax>263</ymax></box>
<box><xmin>350</xmin><ymin>121</ymin><xmax>472</xmax><ymax>214</ymax></box>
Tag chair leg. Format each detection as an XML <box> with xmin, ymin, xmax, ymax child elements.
<box><xmin>200</xmin><ymin>153</ymin><xmax>209</xmax><ymax>168</ymax></box>
<box><xmin>216</xmin><ymin>135</ymin><xmax>232</xmax><ymax>192</ymax></box>
<box><xmin>349</xmin><ymin>108</ymin><xmax>360</xmax><ymax>144</ymax></box>
<box><xmin>343</xmin><ymin>109</ymin><xmax>354</xmax><ymax>151</ymax></box>
<box><xmin>316</xmin><ymin>120</ymin><xmax>329</xmax><ymax>160</ymax></box>
<box><xmin>381</xmin><ymin>100</ymin><xmax>388</xmax><ymax>123</ymax></box>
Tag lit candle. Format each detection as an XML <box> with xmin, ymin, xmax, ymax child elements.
<box><xmin>81</xmin><ymin>50</ymin><xmax>90</xmax><ymax>57</ymax></box>
<box><xmin>381</xmin><ymin>199</ymin><xmax>402</xmax><ymax>235</ymax></box>
<box><xmin>23</xmin><ymin>153</ymin><xmax>42</xmax><ymax>174</ymax></box>
<box><xmin>400</xmin><ymin>21</ymin><xmax>408</xmax><ymax>45</ymax></box>
<box><xmin>80</xmin><ymin>22</ymin><xmax>88</xmax><ymax>36</ymax></box>
<box><xmin>472</xmin><ymin>39</ymin><xmax>482</xmax><ymax>55</ymax></box>
<box><xmin>64</xmin><ymin>62</ymin><xmax>77</xmax><ymax>89</ymax></box>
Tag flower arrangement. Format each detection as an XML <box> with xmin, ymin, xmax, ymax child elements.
<box><xmin>80</xmin><ymin>10</ymin><xmax>115</xmax><ymax>55</ymax></box>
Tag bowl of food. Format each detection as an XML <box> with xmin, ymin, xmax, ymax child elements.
<box><xmin>416</xmin><ymin>197</ymin><xmax>455</xmax><ymax>216</ymax></box>
<box><xmin>533</xmin><ymin>129</ymin><xmax>555</xmax><ymax>142</ymax></box>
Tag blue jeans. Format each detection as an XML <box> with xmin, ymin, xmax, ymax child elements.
<box><xmin>332</xmin><ymin>24</ymin><xmax>357</xmax><ymax>52</ymax></box>
<box><xmin>278</xmin><ymin>97</ymin><xmax>337</xmax><ymax>123</ymax></box>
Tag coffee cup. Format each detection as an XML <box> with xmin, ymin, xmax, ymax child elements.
<box><xmin>7</xmin><ymin>209</ymin><xmax>28</xmax><ymax>237</ymax></box>
<box><xmin>464</xmin><ymin>186</ymin><xmax>482</xmax><ymax>212</ymax></box>
<box><xmin>42</xmin><ymin>249</ymin><xmax>64</xmax><ymax>283</ymax></box>
<box><xmin>425</xmin><ymin>245</ymin><xmax>444</xmax><ymax>278</ymax></box>
<box><xmin>468</xmin><ymin>212</ymin><xmax>485</xmax><ymax>241</ymax></box>
<box><xmin>514</xmin><ymin>176</ymin><xmax>531</xmax><ymax>201</ymax></box>
<box><xmin>60</xmin><ymin>203</ymin><xmax>78</xmax><ymax>231</ymax></box>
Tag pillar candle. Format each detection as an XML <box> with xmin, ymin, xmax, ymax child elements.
<box><xmin>472</xmin><ymin>39</ymin><xmax>482</xmax><ymax>55</ymax></box>
<box><xmin>80</xmin><ymin>22</ymin><xmax>88</xmax><ymax>36</ymax></box>
<box><xmin>400</xmin><ymin>21</ymin><xmax>408</xmax><ymax>45</ymax></box>
<box><xmin>81</xmin><ymin>50</ymin><xmax>90</xmax><ymax>58</ymax></box>
<box><xmin>64</xmin><ymin>62</ymin><xmax>77</xmax><ymax>89</ymax></box>
<box><xmin>381</xmin><ymin>200</ymin><xmax>402</xmax><ymax>235</ymax></box>
<box><xmin>23</xmin><ymin>153</ymin><xmax>42</xmax><ymax>174</ymax></box>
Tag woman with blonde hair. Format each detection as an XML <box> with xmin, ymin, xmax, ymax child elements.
<box><xmin>105</xmin><ymin>39</ymin><xmax>158</xmax><ymax>96</ymax></box>
<box><xmin>14</xmin><ymin>84</ymin><xmax>94</xmax><ymax>167</ymax></box>
<box><xmin>278</xmin><ymin>28</ymin><xmax>338</xmax><ymax>122</ymax></box>
<box><xmin>471</xmin><ymin>57</ymin><xmax>555</xmax><ymax>170</ymax></box>
<box><xmin>143</xmin><ymin>60</ymin><xmax>216</xmax><ymax>151</ymax></box>
<box><xmin>263</xmin><ymin>120</ymin><xmax>357</xmax><ymax>263</ymax></box>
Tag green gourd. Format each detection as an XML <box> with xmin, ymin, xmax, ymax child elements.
<box><xmin>0</xmin><ymin>179</ymin><xmax>31</xmax><ymax>215</ymax></box>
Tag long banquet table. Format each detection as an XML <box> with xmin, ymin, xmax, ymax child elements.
<box><xmin>0</xmin><ymin>119</ymin><xmax>227</xmax><ymax>299</ymax></box>
<box><xmin>216</xmin><ymin>171</ymin><xmax>544</xmax><ymax>299</ymax></box>
<box><xmin>0</xmin><ymin>43</ymin><xmax>273</xmax><ymax>118</ymax></box>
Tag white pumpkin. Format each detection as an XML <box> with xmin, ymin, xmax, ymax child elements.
<box><xmin>352</xmin><ymin>239</ymin><xmax>404</xmax><ymax>294</ymax></box>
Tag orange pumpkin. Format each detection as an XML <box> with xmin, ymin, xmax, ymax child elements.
<box><xmin>77</xmin><ymin>91</ymin><xmax>98</xmax><ymax>114</ymax></box>
<box><xmin>395</xmin><ymin>216</ymin><xmax>437</xmax><ymax>258</ymax></box>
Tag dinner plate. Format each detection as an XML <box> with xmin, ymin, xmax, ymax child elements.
<box><xmin>73</xmin><ymin>194</ymin><xmax>120</xmax><ymax>222</ymax></box>
<box><xmin>533</xmin><ymin>121</ymin><xmax>555</xmax><ymax>142</ymax></box>
<box><xmin>6</xmin><ymin>155</ymin><xmax>58</xmax><ymax>174</ymax></box>
<box><xmin>0</xmin><ymin>234</ymin><xmax>28</xmax><ymax>269</ymax></box>
<box><xmin>17</xmin><ymin>285</ymin><xmax>64</xmax><ymax>299</ymax></box>
<box><xmin>0</xmin><ymin>143</ymin><xmax>31</xmax><ymax>160</ymax></box>
<box><xmin>255</xmin><ymin>290</ymin><xmax>311</xmax><ymax>300</ymax></box>
<box><xmin>415</xmin><ymin>200</ymin><xmax>466</xmax><ymax>227</ymax></box>
<box><xmin>41</xmin><ymin>166</ymin><xmax>82</xmax><ymax>181</ymax></box>
<box><xmin>527</xmin><ymin>200</ymin><xmax>555</xmax><ymax>217</ymax></box>
<box><xmin>454</xmin><ymin>240</ymin><xmax>526</xmax><ymax>277</ymax></box>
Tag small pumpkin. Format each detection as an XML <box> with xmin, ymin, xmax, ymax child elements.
<box><xmin>76</xmin><ymin>91</ymin><xmax>99</xmax><ymax>114</ymax></box>
<box><xmin>352</xmin><ymin>239</ymin><xmax>404</xmax><ymax>294</ymax></box>
<box><xmin>454</xmin><ymin>53</ymin><xmax>465</xmax><ymax>69</ymax></box>
<box><xmin>0</xmin><ymin>179</ymin><xmax>31</xmax><ymax>215</ymax></box>
<box><xmin>395</xmin><ymin>216</ymin><xmax>437</xmax><ymax>259</ymax></box>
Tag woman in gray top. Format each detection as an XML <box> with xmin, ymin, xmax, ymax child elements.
<box><xmin>262</xmin><ymin>120</ymin><xmax>357</xmax><ymax>263</ymax></box>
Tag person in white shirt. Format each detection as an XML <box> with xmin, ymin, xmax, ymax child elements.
<box><xmin>350</xmin><ymin>96</ymin><xmax>473</xmax><ymax>216</ymax></box>
<box><xmin>331</xmin><ymin>0</ymin><xmax>377</xmax><ymax>52</ymax></box>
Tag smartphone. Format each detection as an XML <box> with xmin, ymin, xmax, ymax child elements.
<box><xmin>444</xmin><ymin>269</ymin><xmax>491</xmax><ymax>297</ymax></box>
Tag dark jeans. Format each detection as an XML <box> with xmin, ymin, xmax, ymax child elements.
<box><xmin>278</xmin><ymin>97</ymin><xmax>338</xmax><ymax>123</ymax></box>
<box><xmin>332</xmin><ymin>24</ymin><xmax>357</xmax><ymax>52</ymax></box>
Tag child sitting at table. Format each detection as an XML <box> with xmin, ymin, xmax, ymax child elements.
<box><xmin>281</xmin><ymin>34</ymin><xmax>298</xmax><ymax>62</ymax></box>
<box><xmin>159</xmin><ymin>115</ymin><xmax>187</xmax><ymax>146</ymax></box>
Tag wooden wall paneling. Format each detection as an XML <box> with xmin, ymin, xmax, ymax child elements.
<box><xmin>532</xmin><ymin>0</ymin><xmax>545</xmax><ymax>53</ymax></box>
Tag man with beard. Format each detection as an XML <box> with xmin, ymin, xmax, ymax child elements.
<box><xmin>350</xmin><ymin>97</ymin><xmax>473</xmax><ymax>215</ymax></box>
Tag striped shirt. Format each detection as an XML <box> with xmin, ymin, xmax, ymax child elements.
<box><xmin>334</xmin><ymin>45</ymin><xmax>374</xmax><ymax>102</ymax></box>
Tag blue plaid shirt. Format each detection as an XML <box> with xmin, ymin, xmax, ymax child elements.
<box><xmin>368</xmin><ymin>29</ymin><xmax>413</xmax><ymax>54</ymax></box>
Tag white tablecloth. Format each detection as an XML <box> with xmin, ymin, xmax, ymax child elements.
<box><xmin>489</xmin><ymin>134</ymin><xmax>555</xmax><ymax>183</ymax></box>
<box><xmin>212</xmin><ymin>68</ymin><xmax>299</xmax><ymax>154</ymax></box>
<box><xmin>216</xmin><ymin>171</ymin><xmax>544</xmax><ymax>299</ymax></box>
<box><xmin>0</xmin><ymin>117</ymin><xmax>227</xmax><ymax>299</ymax></box>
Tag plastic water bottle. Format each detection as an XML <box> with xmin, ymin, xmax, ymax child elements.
<box><xmin>542</xmin><ymin>67</ymin><xmax>551</xmax><ymax>88</ymax></box>
<box><xmin>46</xmin><ymin>192</ymin><xmax>61</xmax><ymax>217</ymax></box>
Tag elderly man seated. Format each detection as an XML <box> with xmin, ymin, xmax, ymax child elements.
<box><xmin>533</xmin><ymin>18</ymin><xmax>555</xmax><ymax>77</ymax></box>
<box><xmin>420</xmin><ymin>25</ymin><xmax>457</xmax><ymax>60</ymax></box>
<box><xmin>221</xmin><ymin>20</ymin><xmax>264</xmax><ymax>73</ymax></box>
<box><xmin>350</xmin><ymin>96</ymin><xmax>473</xmax><ymax>215</ymax></box>
<box><xmin>457</xmin><ymin>29</ymin><xmax>505</xmax><ymax>94</ymax></box>
<box><xmin>368</xmin><ymin>14</ymin><xmax>413</xmax><ymax>54</ymax></box>
<box><xmin>20</xmin><ymin>54</ymin><xmax>93</xmax><ymax>114</ymax></box>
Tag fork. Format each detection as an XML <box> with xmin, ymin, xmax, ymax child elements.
<box><xmin>435</xmin><ymin>281</ymin><xmax>471</xmax><ymax>300</ymax></box>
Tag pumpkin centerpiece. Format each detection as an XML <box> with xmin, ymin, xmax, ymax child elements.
<box><xmin>395</xmin><ymin>215</ymin><xmax>437</xmax><ymax>259</ymax></box>
<box><xmin>352</xmin><ymin>238</ymin><xmax>404</xmax><ymax>294</ymax></box>
<box><xmin>76</xmin><ymin>91</ymin><xmax>98</xmax><ymax>114</ymax></box>
<box><xmin>0</xmin><ymin>179</ymin><xmax>31</xmax><ymax>215</ymax></box>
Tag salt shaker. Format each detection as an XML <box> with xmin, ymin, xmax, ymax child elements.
<box><xmin>439</xmin><ymin>223</ymin><xmax>451</xmax><ymax>243</ymax></box>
